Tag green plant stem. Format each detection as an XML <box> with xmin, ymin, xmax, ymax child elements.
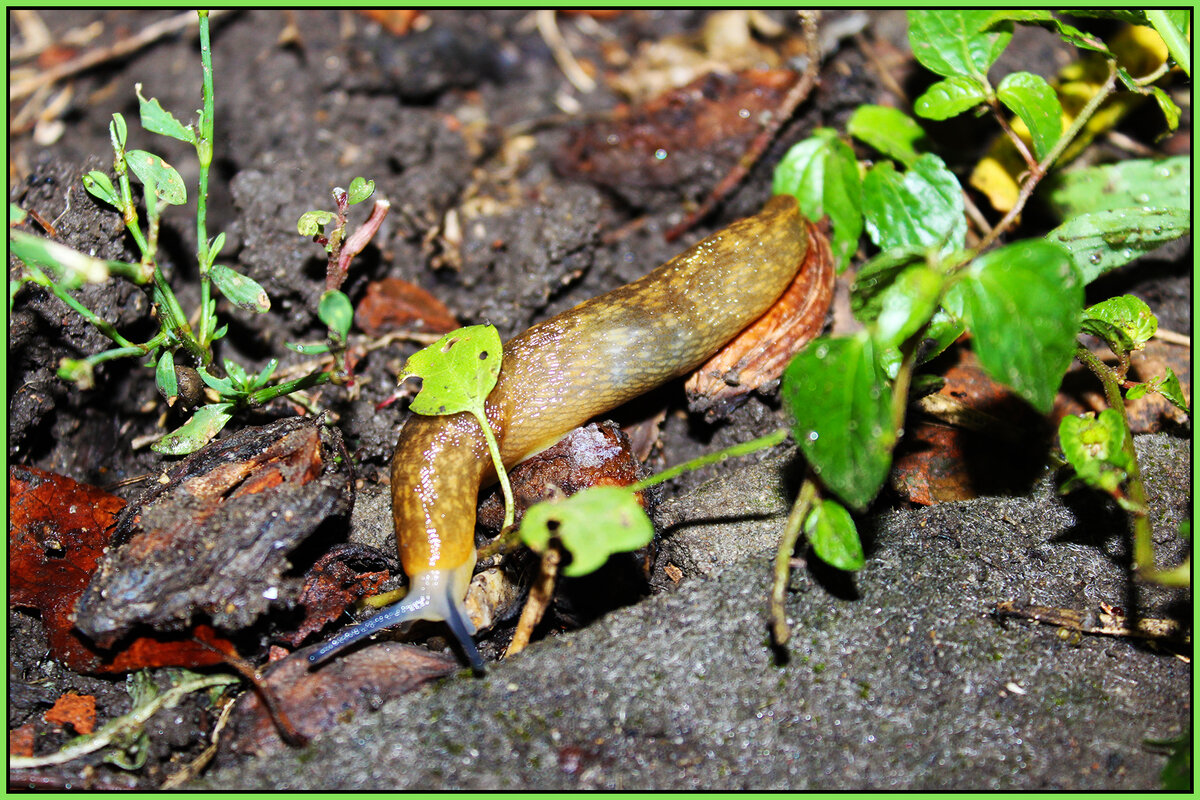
<box><xmin>9</xmin><ymin>673</ymin><xmax>239</xmax><ymax>769</ymax></box>
<box><xmin>628</xmin><ymin>428</ymin><xmax>790</xmax><ymax>493</ymax></box>
<box><xmin>25</xmin><ymin>267</ymin><xmax>136</xmax><ymax>348</ymax></box>
<box><xmin>770</xmin><ymin>477</ymin><xmax>818</xmax><ymax>647</ymax></box>
<box><xmin>195</xmin><ymin>10</ymin><xmax>216</xmax><ymax>346</ymax></box>
<box><xmin>474</xmin><ymin>410</ymin><xmax>516</xmax><ymax>531</ymax></box>
<box><xmin>245</xmin><ymin>369</ymin><xmax>334</xmax><ymax>405</ymax></box>
<box><xmin>976</xmin><ymin>60</ymin><xmax>1120</xmax><ymax>253</ymax></box>
<box><xmin>1074</xmin><ymin>344</ymin><xmax>1155</xmax><ymax>577</ymax></box>
<box><xmin>1145</xmin><ymin>10</ymin><xmax>1191</xmax><ymax>78</ymax></box>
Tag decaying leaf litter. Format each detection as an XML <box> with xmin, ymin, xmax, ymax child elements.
<box><xmin>8</xmin><ymin>9</ymin><xmax>1190</xmax><ymax>790</ymax></box>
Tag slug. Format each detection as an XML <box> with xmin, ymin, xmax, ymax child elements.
<box><xmin>309</xmin><ymin>194</ymin><xmax>808</xmax><ymax>671</ymax></box>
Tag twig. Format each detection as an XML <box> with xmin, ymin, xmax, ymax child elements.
<box><xmin>504</xmin><ymin>543</ymin><xmax>562</xmax><ymax>658</ymax></box>
<box><xmin>10</xmin><ymin>10</ymin><xmax>233</xmax><ymax>102</ymax></box>
<box><xmin>665</xmin><ymin>10</ymin><xmax>822</xmax><ymax>241</ymax></box>
<box><xmin>770</xmin><ymin>478</ymin><xmax>818</xmax><ymax>647</ymax></box>
<box><xmin>536</xmin><ymin>10</ymin><xmax>596</xmax><ymax>94</ymax></box>
<box><xmin>159</xmin><ymin>694</ymin><xmax>236</xmax><ymax>789</ymax></box>
<box><xmin>1153</xmin><ymin>328</ymin><xmax>1191</xmax><ymax>347</ymax></box>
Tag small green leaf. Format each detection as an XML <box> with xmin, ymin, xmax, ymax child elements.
<box><xmin>297</xmin><ymin>210</ymin><xmax>335</xmax><ymax>237</ymax></box>
<box><xmin>914</xmin><ymin>75</ymin><xmax>989</xmax><ymax>120</ymax></box>
<box><xmin>983</xmin><ymin>10</ymin><xmax>1111</xmax><ymax>55</ymax></box>
<box><xmin>953</xmin><ymin>240</ymin><xmax>1083</xmax><ymax>413</ymax></box>
<box><xmin>57</xmin><ymin>358</ymin><xmax>96</xmax><ymax>390</ymax></box>
<box><xmin>110</xmin><ymin>113</ymin><xmax>127</xmax><ymax>151</ymax></box>
<box><xmin>1149</xmin><ymin>86</ymin><xmax>1182</xmax><ymax>132</ymax></box>
<box><xmin>1059</xmin><ymin>409</ymin><xmax>1131</xmax><ymax>494</ymax></box>
<box><xmin>124</xmin><ymin>150</ymin><xmax>187</xmax><ymax>205</ymax></box>
<box><xmin>401</xmin><ymin>324</ymin><xmax>503</xmax><ymax>418</ymax></box>
<box><xmin>850</xmin><ymin>246</ymin><xmax>927</xmax><ymax>324</ymax></box>
<box><xmin>251</xmin><ymin>359</ymin><xmax>278</xmax><ymax>390</ymax></box>
<box><xmin>871</xmin><ymin>265</ymin><xmax>944</xmax><ymax>351</ymax></box>
<box><xmin>156</xmin><ymin>350</ymin><xmax>178</xmax><ymax>404</ymax></box>
<box><xmin>1132</xmin><ymin>368</ymin><xmax>1190</xmax><ymax>416</ymax></box>
<box><xmin>135</xmin><ymin>83</ymin><xmax>196</xmax><ymax>143</ymax></box>
<box><xmin>207</xmin><ymin>232</ymin><xmax>227</xmax><ymax>267</ymax></box>
<box><xmin>152</xmin><ymin>403</ymin><xmax>234</xmax><ymax>455</ymax></box>
<box><xmin>996</xmin><ymin>72</ymin><xmax>1063</xmax><ymax>160</ymax></box>
<box><xmin>286</xmin><ymin>341</ymin><xmax>332</xmax><ymax>355</ymax></box>
<box><xmin>224</xmin><ymin>358</ymin><xmax>249</xmax><ymax>389</ymax></box>
<box><xmin>1046</xmin><ymin>207</ymin><xmax>1190</xmax><ymax>285</ymax></box>
<box><xmin>1082</xmin><ymin>295</ymin><xmax>1157</xmax><ymax>351</ymax></box>
<box><xmin>318</xmin><ymin>289</ymin><xmax>353</xmax><ymax>340</ymax></box>
<box><xmin>197</xmin><ymin>370</ymin><xmax>234</xmax><ymax>396</ymax></box>
<box><xmin>846</xmin><ymin>105</ymin><xmax>926</xmax><ymax>167</ymax></box>
<box><xmin>862</xmin><ymin>154</ymin><xmax>966</xmax><ymax>256</ymax></box>
<box><xmin>772</xmin><ymin>129</ymin><xmax>863</xmax><ymax>271</ymax></box>
<box><xmin>519</xmin><ymin>486</ymin><xmax>654</xmax><ymax>577</ymax></box>
<box><xmin>1045</xmin><ymin>157</ymin><xmax>1189</xmax><ymax>218</ymax></box>
<box><xmin>804</xmin><ymin>499</ymin><xmax>865</xmax><ymax>572</ymax></box>
<box><xmin>782</xmin><ymin>332</ymin><xmax>896</xmax><ymax>511</ymax></box>
<box><xmin>210</xmin><ymin>264</ymin><xmax>270</xmax><ymax>313</ymax></box>
<box><xmin>347</xmin><ymin>177</ymin><xmax>375</xmax><ymax>205</ymax></box>
<box><xmin>10</xmin><ymin>203</ymin><xmax>29</xmax><ymax>225</ymax></box>
<box><xmin>9</xmin><ymin>230</ymin><xmax>110</xmax><ymax>287</ymax></box>
<box><xmin>82</xmin><ymin>171</ymin><xmax>121</xmax><ymax>209</ymax></box>
<box><xmin>907</xmin><ymin>10</ymin><xmax>1012</xmax><ymax>82</ymax></box>
<box><xmin>920</xmin><ymin>306</ymin><xmax>966</xmax><ymax>365</ymax></box>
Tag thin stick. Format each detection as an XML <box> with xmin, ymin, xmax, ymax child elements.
<box><xmin>536</xmin><ymin>10</ymin><xmax>596</xmax><ymax>94</ymax></box>
<box><xmin>504</xmin><ymin>544</ymin><xmax>562</xmax><ymax>658</ymax></box>
<box><xmin>10</xmin><ymin>10</ymin><xmax>233</xmax><ymax>102</ymax></box>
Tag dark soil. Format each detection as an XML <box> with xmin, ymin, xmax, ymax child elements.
<box><xmin>7</xmin><ymin>9</ymin><xmax>1191</xmax><ymax>791</ymax></box>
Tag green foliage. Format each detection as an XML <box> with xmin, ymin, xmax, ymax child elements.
<box><xmin>1081</xmin><ymin>295</ymin><xmax>1157</xmax><ymax>355</ymax></box>
<box><xmin>771</xmin><ymin>128</ymin><xmax>862</xmax><ymax>270</ymax></box>
<box><xmin>519</xmin><ymin>487</ymin><xmax>655</xmax><ymax>577</ymax></box>
<box><xmin>996</xmin><ymin>72</ymin><xmax>1063</xmax><ymax>159</ymax></box>
<box><xmin>1059</xmin><ymin>410</ymin><xmax>1133</xmax><ymax>497</ymax></box>
<box><xmin>861</xmin><ymin>154</ymin><xmax>965</xmax><ymax>256</ymax></box>
<box><xmin>907</xmin><ymin>10</ymin><xmax>1012</xmax><ymax>84</ymax></box>
<box><xmin>846</xmin><ymin>106</ymin><xmax>926</xmax><ymax>168</ymax></box>
<box><xmin>1045</xmin><ymin>156</ymin><xmax>1189</xmax><ymax>217</ymax></box>
<box><xmin>1046</xmin><ymin>207</ymin><xmax>1190</xmax><ymax>284</ymax></box>
<box><xmin>210</xmin><ymin>264</ymin><xmax>270</xmax><ymax>313</ymax></box>
<box><xmin>152</xmin><ymin>402</ymin><xmax>234</xmax><ymax>455</ymax></box>
<box><xmin>803</xmin><ymin>499</ymin><xmax>864</xmax><ymax>571</ymax></box>
<box><xmin>400</xmin><ymin>325</ymin><xmax>503</xmax><ymax>418</ymax></box>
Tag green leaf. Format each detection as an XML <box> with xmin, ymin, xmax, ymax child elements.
<box><xmin>1148</xmin><ymin>86</ymin><xmax>1182</xmax><ymax>132</ymax></box>
<box><xmin>286</xmin><ymin>341</ymin><xmax>331</xmax><ymax>355</ymax></box>
<box><xmin>1145</xmin><ymin>10</ymin><xmax>1191</xmax><ymax>78</ymax></box>
<box><xmin>110</xmin><ymin>113</ymin><xmax>127</xmax><ymax>151</ymax></box>
<box><xmin>135</xmin><ymin>83</ymin><xmax>196</xmax><ymax>143</ymax></box>
<box><xmin>1082</xmin><ymin>295</ymin><xmax>1156</xmax><ymax>352</ymax></box>
<box><xmin>772</xmin><ymin>129</ymin><xmax>863</xmax><ymax>270</ymax></box>
<box><xmin>913</xmin><ymin>75</ymin><xmax>989</xmax><ymax>120</ymax></box>
<box><xmin>519</xmin><ymin>487</ymin><xmax>654</xmax><ymax>577</ymax></box>
<box><xmin>1045</xmin><ymin>157</ymin><xmax>1189</xmax><ymax>218</ymax></box>
<box><xmin>862</xmin><ymin>154</ymin><xmax>966</xmax><ymax>256</ymax></box>
<box><xmin>152</xmin><ymin>403</ymin><xmax>234</xmax><ymax>455</ymax></box>
<box><xmin>1059</xmin><ymin>409</ymin><xmax>1131</xmax><ymax>494</ymax></box>
<box><xmin>124</xmin><ymin>150</ymin><xmax>187</xmax><ymax>205</ymax></box>
<box><xmin>210</xmin><ymin>264</ymin><xmax>270</xmax><ymax>313</ymax></box>
<box><xmin>197</xmin><ymin>370</ymin><xmax>234</xmax><ymax>396</ymax></box>
<box><xmin>953</xmin><ymin>240</ymin><xmax>1083</xmax><ymax>413</ymax></box>
<box><xmin>907</xmin><ymin>10</ymin><xmax>1012</xmax><ymax>82</ymax></box>
<box><xmin>318</xmin><ymin>289</ymin><xmax>353</xmax><ymax>340</ymax></box>
<box><xmin>920</xmin><ymin>306</ymin><xmax>966</xmax><ymax>365</ymax></box>
<box><xmin>1046</xmin><ymin>207</ymin><xmax>1190</xmax><ymax>285</ymax></box>
<box><xmin>400</xmin><ymin>324</ymin><xmax>503</xmax><ymax>418</ymax></box>
<box><xmin>9</xmin><ymin>230</ymin><xmax>110</xmax><ymax>287</ymax></box>
<box><xmin>871</xmin><ymin>265</ymin><xmax>944</xmax><ymax>351</ymax></box>
<box><xmin>10</xmin><ymin>203</ymin><xmax>29</xmax><ymax>225</ymax></box>
<box><xmin>983</xmin><ymin>10</ymin><xmax>1111</xmax><ymax>55</ymax></box>
<box><xmin>297</xmin><ymin>210</ymin><xmax>335</xmax><ymax>237</ymax></box>
<box><xmin>57</xmin><ymin>358</ymin><xmax>95</xmax><ymax>390</ymax></box>
<box><xmin>347</xmin><ymin>177</ymin><xmax>375</xmax><ymax>205</ymax></box>
<box><xmin>782</xmin><ymin>332</ymin><xmax>896</xmax><ymax>511</ymax></box>
<box><xmin>1130</xmin><ymin>368</ymin><xmax>1190</xmax><ymax>416</ymax></box>
<box><xmin>996</xmin><ymin>72</ymin><xmax>1063</xmax><ymax>161</ymax></box>
<box><xmin>156</xmin><ymin>350</ymin><xmax>178</xmax><ymax>404</ymax></box>
<box><xmin>224</xmin><ymin>358</ymin><xmax>249</xmax><ymax>389</ymax></box>
<box><xmin>207</xmin><ymin>232</ymin><xmax>227</xmax><ymax>268</ymax></box>
<box><xmin>846</xmin><ymin>105</ymin><xmax>926</xmax><ymax>167</ymax></box>
<box><xmin>804</xmin><ymin>499</ymin><xmax>865</xmax><ymax>571</ymax></box>
<box><xmin>250</xmin><ymin>359</ymin><xmax>278</xmax><ymax>390</ymax></box>
<box><xmin>850</xmin><ymin>246</ymin><xmax>927</xmax><ymax>324</ymax></box>
<box><xmin>82</xmin><ymin>171</ymin><xmax>121</xmax><ymax>209</ymax></box>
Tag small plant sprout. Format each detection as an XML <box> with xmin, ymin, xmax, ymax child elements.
<box><xmin>9</xmin><ymin>11</ymin><xmax>352</xmax><ymax>455</ymax></box>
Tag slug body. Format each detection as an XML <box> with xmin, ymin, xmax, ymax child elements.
<box><xmin>309</xmin><ymin>195</ymin><xmax>808</xmax><ymax>670</ymax></box>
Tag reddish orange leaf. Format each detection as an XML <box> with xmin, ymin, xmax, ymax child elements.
<box><xmin>43</xmin><ymin>692</ymin><xmax>96</xmax><ymax>735</ymax></box>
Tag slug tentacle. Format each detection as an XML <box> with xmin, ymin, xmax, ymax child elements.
<box><xmin>311</xmin><ymin>194</ymin><xmax>808</xmax><ymax>672</ymax></box>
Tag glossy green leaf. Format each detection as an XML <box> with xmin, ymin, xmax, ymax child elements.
<box><xmin>782</xmin><ymin>332</ymin><xmax>896</xmax><ymax>511</ymax></box>
<box><xmin>347</xmin><ymin>177</ymin><xmax>375</xmax><ymax>205</ymax></box>
<box><xmin>1045</xmin><ymin>157</ymin><xmax>1189</xmax><ymax>218</ymax></box>
<box><xmin>401</xmin><ymin>324</ymin><xmax>503</xmax><ymax>417</ymax></box>
<box><xmin>9</xmin><ymin>230</ymin><xmax>109</xmax><ymax>288</ymax></box>
<box><xmin>914</xmin><ymin>75</ymin><xmax>989</xmax><ymax>120</ymax></box>
<box><xmin>82</xmin><ymin>171</ymin><xmax>121</xmax><ymax>209</ymax></box>
<box><xmin>156</xmin><ymin>350</ymin><xmax>178</xmax><ymax>404</ymax></box>
<box><xmin>207</xmin><ymin>232</ymin><xmax>227</xmax><ymax>268</ymax></box>
<box><xmin>772</xmin><ymin>128</ymin><xmax>863</xmax><ymax>271</ymax></box>
<box><xmin>124</xmin><ymin>150</ymin><xmax>187</xmax><ymax>205</ymax></box>
<box><xmin>804</xmin><ymin>499</ymin><xmax>865</xmax><ymax>571</ymax></box>
<box><xmin>297</xmin><ymin>210</ymin><xmax>335</xmax><ymax>237</ymax></box>
<box><xmin>996</xmin><ymin>72</ymin><xmax>1063</xmax><ymax>160</ymax></box>
<box><xmin>920</xmin><ymin>306</ymin><xmax>966</xmax><ymax>365</ymax></box>
<box><xmin>1145</xmin><ymin>10</ymin><xmax>1190</xmax><ymax>78</ymax></box>
<box><xmin>251</xmin><ymin>359</ymin><xmax>279</xmax><ymax>390</ymax></box>
<box><xmin>136</xmin><ymin>83</ymin><xmax>195</xmax><ymax>143</ymax></box>
<box><xmin>862</xmin><ymin>154</ymin><xmax>965</xmax><ymax>255</ymax></box>
<box><xmin>983</xmin><ymin>10</ymin><xmax>1110</xmax><ymax>54</ymax></box>
<box><xmin>286</xmin><ymin>341</ymin><xmax>331</xmax><ymax>355</ymax></box>
<box><xmin>954</xmin><ymin>240</ymin><xmax>1083</xmax><ymax>413</ymax></box>
<box><xmin>318</xmin><ymin>289</ymin><xmax>353</xmax><ymax>340</ymax></box>
<box><xmin>210</xmin><ymin>264</ymin><xmax>270</xmax><ymax>313</ymax></box>
<box><xmin>152</xmin><ymin>402</ymin><xmax>234</xmax><ymax>455</ymax></box>
<box><xmin>197</xmin><ymin>369</ymin><xmax>234</xmax><ymax>396</ymax></box>
<box><xmin>907</xmin><ymin>10</ymin><xmax>1012</xmax><ymax>82</ymax></box>
<box><xmin>224</xmin><ymin>358</ymin><xmax>249</xmax><ymax>389</ymax></box>
<box><xmin>846</xmin><ymin>105</ymin><xmax>925</xmax><ymax>167</ymax></box>
<box><xmin>1149</xmin><ymin>86</ymin><xmax>1182</xmax><ymax>132</ymax></box>
<box><xmin>110</xmin><ymin>113</ymin><xmax>127</xmax><ymax>151</ymax></box>
<box><xmin>1046</xmin><ymin>207</ymin><xmax>1190</xmax><ymax>285</ymax></box>
<box><xmin>1059</xmin><ymin>409</ymin><xmax>1131</xmax><ymax>494</ymax></box>
<box><xmin>519</xmin><ymin>487</ymin><xmax>654</xmax><ymax>578</ymax></box>
<box><xmin>1082</xmin><ymin>295</ymin><xmax>1156</xmax><ymax>352</ymax></box>
<box><xmin>871</xmin><ymin>265</ymin><xmax>944</xmax><ymax>351</ymax></box>
<box><xmin>1153</xmin><ymin>368</ymin><xmax>1190</xmax><ymax>415</ymax></box>
<box><xmin>850</xmin><ymin>246</ymin><xmax>927</xmax><ymax>324</ymax></box>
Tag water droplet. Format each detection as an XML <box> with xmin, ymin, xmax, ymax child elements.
<box><xmin>869</xmin><ymin>424</ymin><xmax>883</xmax><ymax>437</ymax></box>
<box><xmin>1134</xmin><ymin>193</ymin><xmax>1150</xmax><ymax>204</ymax></box>
<box><xmin>1153</xmin><ymin>227</ymin><xmax>1163</xmax><ymax>236</ymax></box>
<box><xmin>807</xmin><ymin>430</ymin><xmax>820</xmax><ymax>442</ymax></box>
<box><xmin>1089</xmin><ymin>252</ymin><xmax>1102</xmax><ymax>264</ymax></box>
<box><xmin>606</xmin><ymin>134</ymin><xmax>619</xmax><ymax>146</ymax></box>
<box><xmin>738</xmin><ymin>108</ymin><xmax>751</xmax><ymax>119</ymax></box>
<box><xmin>654</xmin><ymin>148</ymin><xmax>668</xmax><ymax>160</ymax></box>
<box><xmin>815</xmin><ymin>344</ymin><xmax>829</xmax><ymax>359</ymax></box>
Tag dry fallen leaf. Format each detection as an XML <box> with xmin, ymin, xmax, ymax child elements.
<box><xmin>43</xmin><ymin>692</ymin><xmax>96</xmax><ymax>735</ymax></box>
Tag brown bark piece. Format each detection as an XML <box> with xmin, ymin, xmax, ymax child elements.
<box><xmin>43</xmin><ymin>692</ymin><xmax>96</xmax><ymax>735</ymax></box>
<box><xmin>354</xmin><ymin>277</ymin><xmax>460</xmax><ymax>337</ymax></box>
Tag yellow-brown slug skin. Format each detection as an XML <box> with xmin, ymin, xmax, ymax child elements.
<box><xmin>310</xmin><ymin>195</ymin><xmax>807</xmax><ymax>670</ymax></box>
